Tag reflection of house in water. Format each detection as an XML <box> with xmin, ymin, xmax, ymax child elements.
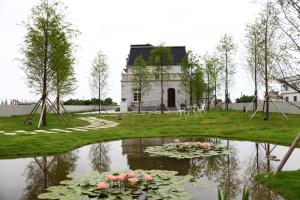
<box><xmin>122</xmin><ymin>137</ymin><xmax>193</xmax><ymax>175</ymax></box>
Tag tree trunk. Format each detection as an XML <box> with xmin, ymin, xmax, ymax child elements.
<box><xmin>254</xmin><ymin>33</ymin><xmax>258</xmax><ymax>111</ymax></box>
<box><xmin>264</xmin><ymin>17</ymin><xmax>269</xmax><ymax>120</ymax></box>
<box><xmin>207</xmin><ymin>70</ymin><xmax>210</xmax><ymax>110</ymax></box>
<box><xmin>56</xmin><ymin>95</ymin><xmax>60</xmax><ymax>114</ymax></box>
<box><xmin>189</xmin><ymin>66</ymin><xmax>193</xmax><ymax>106</ymax></box>
<box><xmin>214</xmin><ymin>78</ymin><xmax>217</xmax><ymax>108</ymax></box>
<box><xmin>225</xmin><ymin>49</ymin><xmax>229</xmax><ymax>110</ymax></box>
<box><xmin>160</xmin><ymin>66</ymin><xmax>164</xmax><ymax>114</ymax></box>
<box><xmin>138</xmin><ymin>68</ymin><xmax>141</xmax><ymax>114</ymax></box>
<box><xmin>98</xmin><ymin>78</ymin><xmax>101</xmax><ymax>115</ymax></box>
<box><xmin>42</xmin><ymin>10</ymin><xmax>49</xmax><ymax>127</ymax></box>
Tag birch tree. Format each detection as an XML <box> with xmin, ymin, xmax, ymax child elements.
<box><xmin>90</xmin><ymin>51</ymin><xmax>109</xmax><ymax>114</ymax></box>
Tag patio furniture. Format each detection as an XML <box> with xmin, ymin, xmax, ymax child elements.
<box><xmin>187</xmin><ymin>105</ymin><xmax>199</xmax><ymax>116</ymax></box>
<box><xmin>198</xmin><ymin>104</ymin><xmax>206</xmax><ymax>114</ymax></box>
<box><xmin>176</xmin><ymin>106</ymin><xmax>186</xmax><ymax>116</ymax></box>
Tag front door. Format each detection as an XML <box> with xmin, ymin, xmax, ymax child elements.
<box><xmin>167</xmin><ymin>88</ymin><xmax>175</xmax><ymax>107</ymax></box>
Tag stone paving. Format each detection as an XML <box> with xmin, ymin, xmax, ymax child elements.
<box><xmin>0</xmin><ymin>117</ymin><xmax>119</xmax><ymax>136</ymax></box>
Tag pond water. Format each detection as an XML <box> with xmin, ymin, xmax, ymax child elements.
<box><xmin>0</xmin><ymin>137</ymin><xmax>300</xmax><ymax>200</ymax></box>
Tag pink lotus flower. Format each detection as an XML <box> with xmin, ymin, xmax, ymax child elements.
<box><xmin>126</xmin><ymin>172</ymin><xmax>135</xmax><ymax>178</ymax></box>
<box><xmin>97</xmin><ymin>182</ymin><xmax>108</xmax><ymax>190</ymax></box>
<box><xmin>144</xmin><ymin>175</ymin><xmax>153</xmax><ymax>182</ymax></box>
<box><xmin>107</xmin><ymin>175</ymin><xmax>117</xmax><ymax>181</ymax></box>
<box><xmin>116</xmin><ymin>174</ymin><xmax>126</xmax><ymax>182</ymax></box>
<box><xmin>128</xmin><ymin>177</ymin><xmax>139</xmax><ymax>185</ymax></box>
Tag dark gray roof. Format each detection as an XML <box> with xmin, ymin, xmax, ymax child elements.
<box><xmin>126</xmin><ymin>44</ymin><xmax>186</xmax><ymax>67</ymax></box>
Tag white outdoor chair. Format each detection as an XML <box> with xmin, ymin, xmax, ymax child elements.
<box><xmin>198</xmin><ymin>104</ymin><xmax>206</xmax><ymax>114</ymax></box>
<box><xmin>176</xmin><ymin>106</ymin><xmax>186</xmax><ymax>116</ymax></box>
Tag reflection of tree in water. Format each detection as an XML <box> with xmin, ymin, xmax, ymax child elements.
<box><xmin>89</xmin><ymin>143</ymin><xmax>111</xmax><ymax>172</ymax></box>
<box><xmin>216</xmin><ymin>141</ymin><xmax>241</xmax><ymax>200</ymax></box>
<box><xmin>243</xmin><ymin>143</ymin><xmax>282</xmax><ymax>200</ymax></box>
<box><xmin>22</xmin><ymin>152</ymin><xmax>78</xmax><ymax>199</ymax></box>
<box><xmin>188</xmin><ymin>138</ymin><xmax>227</xmax><ymax>181</ymax></box>
<box><xmin>189</xmin><ymin>155</ymin><xmax>226</xmax><ymax>181</ymax></box>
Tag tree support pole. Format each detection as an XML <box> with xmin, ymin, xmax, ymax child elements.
<box><xmin>23</xmin><ymin>98</ymin><xmax>42</xmax><ymax>124</ymax></box>
<box><xmin>275</xmin><ymin>133</ymin><xmax>300</xmax><ymax>174</ymax></box>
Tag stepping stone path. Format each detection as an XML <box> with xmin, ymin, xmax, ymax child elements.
<box><xmin>0</xmin><ymin>117</ymin><xmax>118</xmax><ymax>136</ymax></box>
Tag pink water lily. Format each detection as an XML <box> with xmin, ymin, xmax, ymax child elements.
<box><xmin>116</xmin><ymin>174</ymin><xmax>126</xmax><ymax>182</ymax></box>
<box><xmin>126</xmin><ymin>172</ymin><xmax>135</xmax><ymax>178</ymax></box>
<box><xmin>107</xmin><ymin>175</ymin><xmax>117</xmax><ymax>181</ymax></box>
<box><xmin>97</xmin><ymin>182</ymin><xmax>108</xmax><ymax>190</ymax></box>
<box><xmin>128</xmin><ymin>177</ymin><xmax>139</xmax><ymax>185</ymax></box>
<box><xmin>144</xmin><ymin>175</ymin><xmax>153</xmax><ymax>182</ymax></box>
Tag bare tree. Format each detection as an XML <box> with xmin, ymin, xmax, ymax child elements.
<box><xmin>90</xmin><ymin>51</ymin><xmax>109</xmax><ymax>114</ymax></box>
<box><xmin>217</xmin><ymin>34</ymin><xmax>236</xmax><ymax>110</ymax></box>
<box><xmin>245</xmin><ymin>21</ymin><xmax>264</xmax><ymax>111</ymax></box>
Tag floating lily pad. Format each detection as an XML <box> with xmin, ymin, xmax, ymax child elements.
<box><xmin>38</xmin><ymin>170</ymin><xmax>194</xmax><ymax>200</ymax></box>
<box><xmin>144</xmin><ymin>142</ymin><xmax>233</xmax><ymax>159</ymax></box>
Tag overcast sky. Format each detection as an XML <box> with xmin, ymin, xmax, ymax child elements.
<box><xmin>0</xmin><ymin>0</ymin><xmax>265</xmax><ymax>103</ymax></box>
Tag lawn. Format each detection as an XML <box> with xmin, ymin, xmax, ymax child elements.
<box><xmin>1</xmin><ymin>110</ymin><xmax>300</xmax><ymax>199</ymax></box>
<box><xmin>256</xmin><ymin>170</ymin><xmax>300</xmax><ymax>200</ymax></box>
<box><xmin>0</xmin><ymin>110</ymin><xmax>299</xmax><ymax>158</ymax></box>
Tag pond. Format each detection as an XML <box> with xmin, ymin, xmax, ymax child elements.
<box><xmin>0</xmin><ymin>137</ymin><xmax>299</xmax><ymax>200</ymax></box>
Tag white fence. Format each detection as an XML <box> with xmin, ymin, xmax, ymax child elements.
<box><xmin>225</xmin><ymin>101</ymin><xmax>300</xmax><ymax>115</ymax></box>
<box><xmin>0</xmin><ymin>105</ymin><xmax>117</xmax><ymax>117</ymax></box>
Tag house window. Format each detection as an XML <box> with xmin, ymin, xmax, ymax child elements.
<box><xmin>285</xmin><ymin>97</ymin><xmax>289</xmax><ymax>102</ymax></box>
<box><xmin>294</xmin><ymin>96</ymin><xmax>297</xmax><ymax>102</ymax></box>
<box><xmin>133</xmin><ymin>89</ymin><xmax>141</xmax><ymax>102</ymax></box>
<box><xmin>284</xmin><ymin>85</ymin><xmax>289</xmax><ymax>91</ymax></box>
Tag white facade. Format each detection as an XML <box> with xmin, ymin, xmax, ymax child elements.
<box><xmin>121</xmin><ymin>65</ymin><xmax>189</xmax><ymax>110</ymax></box>
<box><xmin>281</xmin><ymin>76</ymin><xmax>300</xmax><ymax>102</ymax></box>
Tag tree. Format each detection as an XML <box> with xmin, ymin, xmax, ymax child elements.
<box><xmin>272</xmin><ymin>0</ymin><xmax>300</xmax><ymax>93</ymax></box>
<box><xmin>192</xmin><ymin>67</ymin><xmax>206</xmax><ymax>106</ymax></box>
<box><xmin>180</xmin><ymin>50</ymin><xmax>200</xmax><ymax>106</ymax></box>
<box><xmin>51</xmin><ymin>30</ymin><xmax>77</xmax><ymax>113</ymax></box>
<box><xmin>245</xmin><ymin>21</ymin><xmax>264</xmax><ymax>111</ymax></box>
<box><xmin>90</xmin><ymin>51</ymin><xmax>109</xmax><ymax>114</ymax></box>
<box><xmin>236</xmin><ymin>95</ymin><xmax>256</xmax><ymax>103</ymax></box>
<box><xmin>132</xmin><ymin>55</ymin><xmax>151</xmax><ymax>113</ymax></box>
<box><xmin>217</xmin><ymin>34</ymin><xmax>236</xmax><ymax>110</ymax></box>
<box><xmin>258</xmin><ymin>2</ymin><xmax>279</xmax><ymax>120</ymax></box>
<box><xmin>149</xmin><ymin>45</ymin><xmax>173</xmax><ymax>114</ymax></box>
<box><xmin>203</xmin><ymin>54</ymin><xmax>219</xmax><ymax>110</ymax></box>
<box><xmin>20</xmin><ymin>0</ymin><xmax>76</xmax><ymax>127</ymax></box>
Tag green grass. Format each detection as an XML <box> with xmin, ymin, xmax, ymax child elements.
<box><xmin>0</xmin><ymin>110</ymin><xmax>299</xmax><ymax>158</ymax></box>
<box><xmin>0</xmin><ymin>113</ymin><xmax>88</xmax><ymax>131</ymax></box>
<box><xmin>255</xmin><ymin>170</ymin><xmax>300</xmax><ymax>200</ymax></box>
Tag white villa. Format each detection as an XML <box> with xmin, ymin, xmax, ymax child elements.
<box><xmin>281</xmin><ymin>75</ymin><xmax>300</xmax><ymax>102</ymax></box>
<box><xmin>121</xmin><ymin>44</ymin><xmax>189</xmax><ymax>110</ymax></box>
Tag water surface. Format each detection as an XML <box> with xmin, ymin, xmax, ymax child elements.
<box><xmin>0</xmin><ymin>137</ymin><xmax>299</xmax><ymax>200</ymax></box>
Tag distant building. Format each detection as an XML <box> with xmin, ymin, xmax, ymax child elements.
<box><xmin>121</xmin><ymin>44</ymin><xmax>188</xmax><ymax>110</ymax></box>
<box><xmin>281</xmin><ymin>75</ymin><xmax>300</xmax><ymax>102</ymax></box>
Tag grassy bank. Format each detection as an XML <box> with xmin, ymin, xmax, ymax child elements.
<box><xmin>0</xmin><ymin>110</ymin><xmax>299</xmax><ymax>158</ymax></box>
<box><xmin>256</xmin><ymin>170</ymin><xmax>300</xmax><ymax>200</ymax></box>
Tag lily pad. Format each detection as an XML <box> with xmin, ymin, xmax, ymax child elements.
<box><xmin>144</xmin><ymin>142</ymin><xmax>233</xmax><ymax>159</ymax></box>
<box><xmin>38</xmin><ymin>170</ymin><xmax>193</xmax><ymax>200</ymax></box>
